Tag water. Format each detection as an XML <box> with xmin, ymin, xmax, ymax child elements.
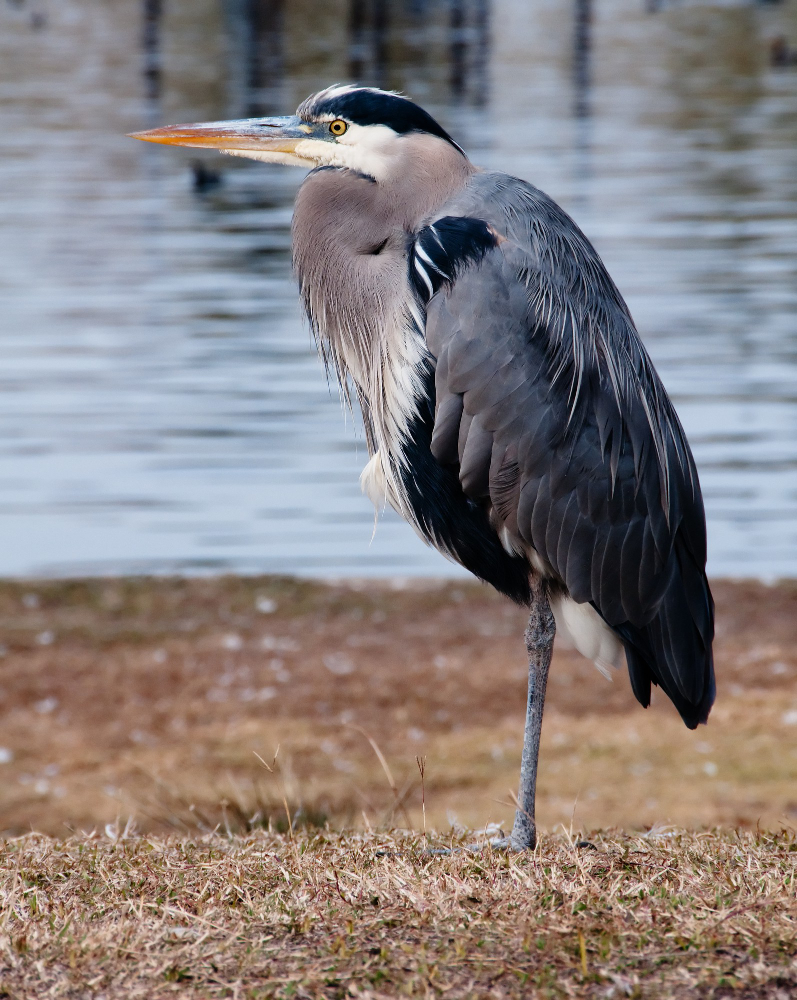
<box><xmin>0</xmin><ymin>0</ymin><xmax>796</xmax><ymax>579</ymax></box>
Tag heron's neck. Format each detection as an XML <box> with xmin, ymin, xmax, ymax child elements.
<box><xmin>292</xmin><ymin>138</ymin><xmax>472</xmax><ymax>473</ymax></box>
<box><xmin>294</xmin><ymin>138</ymin><xmax>472</xmax><ymax>248</ymax></box>
<box><xmin>292</xmin><ymin>136</ymin><xmax>473</xmax><ymax>345</ymax></box>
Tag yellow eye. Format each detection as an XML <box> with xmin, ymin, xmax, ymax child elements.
<box><xmin>329</xmin><ymin>119</ymin><xmax>348</xmax><ymax>136</ymax></box>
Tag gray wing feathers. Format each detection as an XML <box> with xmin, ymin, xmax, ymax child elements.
<box><xmin>430</xmin><ymin>391</ymin><xmax>463</xmax><ymax>465</ymax></box>
<box><xmin>459</xmin><ymin>415</ymin><xmax>493</xmax><ymax>497</ymax></box>
<box><xmin>425</xmin><ymin>190</ymin><xmax>694</xmax><ymax>628</ymax></box>
<box><xmin>423</xmin><ymin>173</ymin><xmax>714</xmax><ymax>725</ymax></box>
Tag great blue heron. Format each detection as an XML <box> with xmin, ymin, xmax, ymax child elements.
<box><xmin>132</xmin><ymin>86</ymin><xmax>715</xmax><ymax>850</ymax></box>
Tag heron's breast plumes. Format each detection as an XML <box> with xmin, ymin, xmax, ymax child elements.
<box><xmin>292</xmin><ymin>167</ymin><xmax>431</xmax><ymax>519</ymax></box>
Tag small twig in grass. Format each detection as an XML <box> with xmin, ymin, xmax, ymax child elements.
<box><xmin>347</xmin><ymin>726</ymin><xmax>395</xmax><ymax>788</ymax></box>
<box><xmin>348</xmin><ymin>725</ymin><xmax>413</xmax><ymax>828</ymax></box>
<box><xmin>578</xmin><ymin>929</ymin><xmax>587</xmax><ymax>976</ymax></box>
<box><xmin>281</xmin><ymin>793</ymin><xmax>294</xmax><ymax>841</ymax></box>
<box><xmin>385</xmin><ymin>774</ymin><xmax>416</xmax><ymax>829</ymax></box>
<box><xmin>253</xmin><ymin>746</ymin><xmax>280</xmax><ymax>773</ymax></box>
<box><xmin>568</xmin><ymin>792</ymin><xmax>581</xmax><ymax>845</ymax></box>
<box><xmin>220</xmin><ymin>798</ymin><xmax>232</xmax><ymax>838</ymax></box>
<box><xmin>56</xmin><ymin>914</ymin><xmax>74</xmax><ymax>942</ymax></box>
<box><xmin>332</xmin><ymin>867</ymin><xmax>351</xmax><ymax>905</ymax></box>
<box><xmin>128</xmin><ymin>762</ymin><xmax>213</xmax><ymax>831</ymax></box>
<box><xmin>416</xmin><ymin>756</ymin><xmax>427</xmax><ymax>838</ymax></box>
<box><xmin>707</xmin><ymin>900</ymin><xmax>768</xmax><ymax>931</ymax></box>
<box><xmin>253</xmin><ymin>747</ymin><xmax>293</xmax><ymax>837</ymax></box>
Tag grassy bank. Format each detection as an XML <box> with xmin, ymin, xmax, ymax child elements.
<box><xmin>1</xmin><ymin>576</ymin><xmax>796</xmax><ymax>997</ymax></box>
<box><xmin>2</xmin><ymin>826</ymin><xmax>796</xmax><ymax>999</ymax></box>
<box><xmin>0</xmin><ymin>575</ymin><xmax>796</xmax><ymax>835</ymax></box>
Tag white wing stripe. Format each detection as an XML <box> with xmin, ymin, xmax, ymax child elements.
<box><xmin>414</xmin><ymin>258</ymin><xmax>434</xmax><ymax>298</ymax></box>
<box><xmin>416</xmin><ymin>244</ymin><xmax>447</xmax><ymax>277</ymax></box>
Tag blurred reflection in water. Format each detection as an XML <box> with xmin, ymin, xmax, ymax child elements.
<box><xmin>0</xmin><ymin>0</ymin><xmax>796</xmax><ymax>578</ymax></box>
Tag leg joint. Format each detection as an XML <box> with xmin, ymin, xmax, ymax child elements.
<box><xmin>524</xmin><ymin>607</ymin><xmax>556</xmax><ymax>652</ymax></box>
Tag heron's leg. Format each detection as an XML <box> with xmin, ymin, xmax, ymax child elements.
<box><xmin>510</xmin><ymin>578</ymin><xmax>556</xmax><ymax>851</ymax></box>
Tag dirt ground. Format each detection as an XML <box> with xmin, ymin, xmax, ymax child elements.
<box><xmin>0</xmin><ymin>575</ymin><xmax>795</xmax><ymax>837</ymax></box>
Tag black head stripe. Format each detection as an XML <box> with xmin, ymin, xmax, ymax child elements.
<box><xmin>299</xmin><ymin>88</ymin><xmax>463</xmax><ymax>153</ymax></box>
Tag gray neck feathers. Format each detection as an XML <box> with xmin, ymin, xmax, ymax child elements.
<box><xmin>292</xmin><ymin>134</ymin><xmax>473</xmax><ymax>463</ymax></box>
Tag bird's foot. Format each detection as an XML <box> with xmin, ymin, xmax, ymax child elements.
<box><xmin>482</xmin><ymin>836</ymin><xmax>513</xmax><ymax>851</ymax></box>
<box><xmin>487</xmin><ymin>833</ymin><xmax>536</xmax><ymax>852</ymax></box>
<box><xmin>508</xmin><ymin>810</ymin><xmax>537</xmax><ymax>851</ymax></box>
<box><xmin>461</xmin><ymin>832</ymin><xmax>533</xmax><ymax>853</ymax></box>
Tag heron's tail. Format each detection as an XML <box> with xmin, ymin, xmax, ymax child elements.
<box><xmin>613</xmin><ymin>538</ymin><xmax>715</xmax><ymax>729</ymax></box>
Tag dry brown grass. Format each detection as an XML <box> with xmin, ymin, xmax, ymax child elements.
<box><xmin>0</xmin><ymin>575</ymin><xmax>796</xmax><ymax>836</ymax></box>
<box><xmin>1</xmin><ymin>576</ymin><xmax>797</xmax><ymax>997</ymax></box>
<box><xmin>2</xmin><ymin>825</ymin><xmax>796</xmax><ymax>999</ymax></box>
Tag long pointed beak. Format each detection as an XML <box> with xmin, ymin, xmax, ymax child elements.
<box><xmin>128</xmin><ymin>115</ymin><xmax>312</xmax><ymax>153</ymax></box>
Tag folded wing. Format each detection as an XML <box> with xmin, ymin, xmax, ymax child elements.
<box><xmin>415</xmin><ymin>175</ymin><xmax>715</xmax><ymax>728</ymax></box>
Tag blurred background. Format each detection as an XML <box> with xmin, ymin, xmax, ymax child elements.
<box><xmin>1</xmin><ymin>0</ymin><xmax>797</xmax><ymax>838</ymax></box>
<box><xmin>2</xmin><ymin>0</ymin><xmax>797</xmax><ymax>581</ymax></box>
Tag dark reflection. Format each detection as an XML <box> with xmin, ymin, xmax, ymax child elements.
<box><xmin>450</xmin><ymin>0</ymin><xmax>467</xmax><ymax>99</ymax></box>
<box><xmin>244</xmin><ymin>0</ymin><xmax>285</xmax><ymax>116</ymax></box>
<box><xmin>449</xmin><ymin>0</ymin><xmax>490</xmax><ymax>104</ymax></box>
<box><xmin>349</xmin><ymin>0</ymin><xmax>368</xmax><ymax>81</ymax></box>
<box><xmin>347</xmin><ymin>0</ymin><xmax>489</xmax><ymax>103</ymax></box>
<box><xmin>192</xmin><ymin>161</ymin><xmax>223</xmax><ymax>193</ymax></box>
<box><xmin>770</xmin><ymin>36</ymin><xmax>797</xmax><ymax>68</ymax></box>
<box><xmin>224</xmin><ymin>0</ymin><xmax>286</xmax><ymax>122</ymax></box>
<box><xmin>342</xmin><ymin>0</ymin><xmax>491</xmax><ymax>107</ymax></box>
<box><xmin>472</xmin><ymin>0</ymin><xmax>489</xmax><ymax>106</ymax></box>
<box><xmin>572</xmin><ymin>0</ymin><xmax>591</xmax><ymax>120</ymax></box>
<box><xmin>348</xmin><ymin>0</ymin><xmax>390</xmax><ymax>88</ymax></box>
<box><xmin>373</xmin><ymin>0</ymin><xmax>389</xmax><ymax>89</ymax></box>
<box><xmin>142</xmin><ymin>0</ymin><xmax>162</xmax><ymax>104</ymax></box>
<box><xmin>570</xmin><ymin>0</ymin><xmax>592</xmax><ymax>200</ymax></box>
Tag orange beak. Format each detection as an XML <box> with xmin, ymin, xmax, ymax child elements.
<box><xmin>128</xmin><ymin>115</ymin><xmax>312</xmax><ymax>154</ymax></box>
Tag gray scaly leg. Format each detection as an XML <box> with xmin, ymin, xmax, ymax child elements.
<box><xmin>509</xmin><ymin>579</ymin><xmax>556</xmax><ymax>851</ymax></box>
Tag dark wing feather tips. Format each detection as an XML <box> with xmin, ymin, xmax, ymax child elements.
<box><xmin>417</xmin><ymin>174</ymin><xmax>715</xmax><ymax>729</ymax></box>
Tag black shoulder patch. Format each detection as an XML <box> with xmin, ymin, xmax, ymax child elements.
<box><xmin>410</xmin><ymin>217</ymin><xmax>498</xmax><ymax>304</ymax></box>
<box><xmin>301</xmin><ymin>89</ymin><xmax>463</xmax><ymax>153</ymax></box>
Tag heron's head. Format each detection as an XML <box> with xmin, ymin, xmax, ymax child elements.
<box><xmin>130</xmin><ymin>85</ymin><xmax>467</xmax><ymax>182</ymax></box>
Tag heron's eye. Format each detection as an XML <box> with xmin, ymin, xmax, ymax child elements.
<box><xmin>329</xmin><ymin>119</ymin><xmax>348</xmax><ymax>136</ymax></box>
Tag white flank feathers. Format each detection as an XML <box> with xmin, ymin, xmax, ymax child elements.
<box><xmin>549</xmin><ymin>593</ymin><xmax>624</xmax><ymax>680</ymax></box>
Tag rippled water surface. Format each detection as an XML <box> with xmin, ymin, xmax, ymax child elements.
<box><xmin>1</xmin><ymin>0</ymin><xmax>796</xmax><ymax>578</ymax></box>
